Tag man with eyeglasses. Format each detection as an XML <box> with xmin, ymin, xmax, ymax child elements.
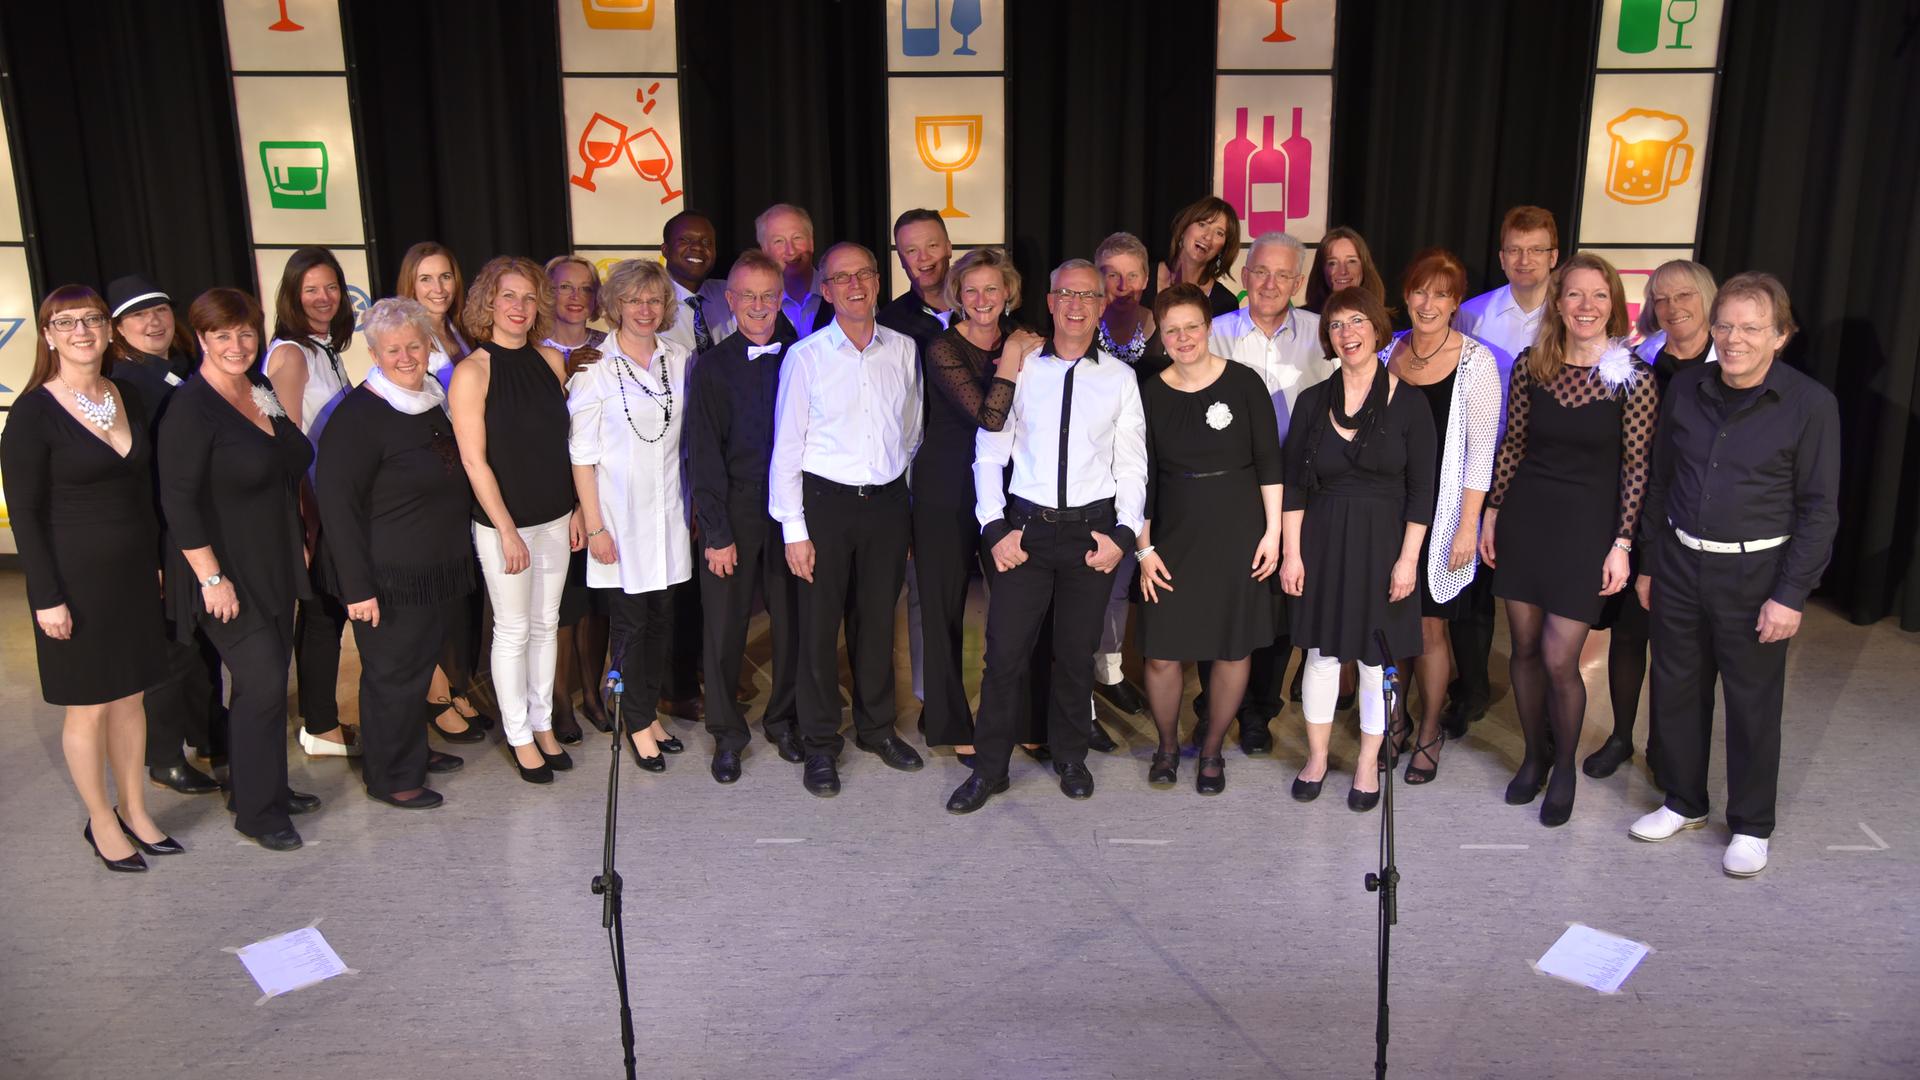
<box><xmin>1626</xmin><ymin>273</ymin><xmax>1838</xmax><ymax>878</ymax></box>
<box><xmin>1448</xmin><ymin>205</ymin><xmax>1560</xmax><ymax>736</ymax></box>
<box><xmin>947</xmin><ymin>260</ymin><xmax>1148</xmax><ymax>813</ymax></box>
<box><xmin>1203</xmin><ymin>231</ymin><xmax>1333</xmax><ymax>755</ymax></box>
<box><xmin>771</xmin><ymin>243</ymin><xmax>926</xmax><ymax>796</ymax></box>
<box><xmin>756</xmin><ymin>203</ymin><xmax>834</xmax><ymax>336</ymax></box>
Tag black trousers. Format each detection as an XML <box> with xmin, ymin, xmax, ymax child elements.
<box><xmin>913</xmin><ymin>498</ymin><xmax>985</xmax><ymax>747</ymax></box>
<box><xmin>973</xmin><ymin>517</ymin><xmax>1115</xmax><ymax>782</ymax></box>
<box><xmin>701</xmin><ymin>498</ymin><xmax>800</xmax><ymax>752</ymax></box>
<box><xmin>607</xmin><ymin>588</ymin><xmax>672</xmax><ymax>735</ymax></box>
<box><xmin>294</xmin><ymin>589</ymin><xmax>348</xmax><ymax>735</ymax></box>
<box><xmin>1652</xmin><ymin>541</ymin><xmax>1792</xmax><ymax>838</ymax></box>
<box><xmin>439</xmin><ymin>570</ymin><xmax>483</xmax><ymax>695</ymax></box>
<box><xmin>662</xmin><ymin>539</ymin><xmax>703</xmax><ymax>701</ymax></box>
<box><xmin>796</xmin><ymin>474</ymin><xmax>909</xmax><ymax>757</ymax></box>
<box><xmin>143</xmin><ymin>627</ymin><xmax>223</xmax><ymax>767</ymax></box>
<box><xmin>1446</xmin><ymin>569</ymin><xmax>1497</xmax><ymax>711</ymax></box>
<box><xmin>355</xmin><ymin>598</ymin><xmax>452</xmax><ymax>797</ymax></box>
<box><xmin>200</xmin><ymin>610</ymin><xmax>295</xmax><ymax>837</ymax></box>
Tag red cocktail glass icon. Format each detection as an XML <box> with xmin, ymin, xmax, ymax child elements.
<box><xmin>572</xmin><ymin>113</ymin><xmax>626</xmax><ymax>192</ymax></box>
<box><xmin>269</xmin><ymin>0</ymin><xmax>304</xmax><ymax>32</ymax></box>
<box><xmin>625</xmin><ymin>127</ymin><xmax>682</xmax><ymax>204</ymax></box>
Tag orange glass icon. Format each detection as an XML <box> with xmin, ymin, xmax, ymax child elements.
<box><xmin>1604</xmin><ymin>108</ymin><xmax>1694</xmax><ymax>205</ymax></box>
<box><xmin>582</xmin><ymin>0</ymin><xmax>655</xmax><ymax>30</ymax></box>
<box><xmin>914</xmin><ymin>115</ymin><xmax>983</xmax><ymax>219</ymax></box>
<box><xmin>1264</xmin><ymin>0</ymin><xmax>1296</xmax><ymax>42</ymax></box>
<box><xmin>268</xmin><ymin>0</ymin><xmax>302</xmax><ymax>31</ymax></box>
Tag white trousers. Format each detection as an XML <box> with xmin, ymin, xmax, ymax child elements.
<box><xmin>474</xmin><ymin>513</ymin><xmax>571</xmax><ymax>747</ymax></box>
<box><xmin>1302</xmin><ymin>648</ymin><xmax>1385</xmax><ymax>736</ymax></box>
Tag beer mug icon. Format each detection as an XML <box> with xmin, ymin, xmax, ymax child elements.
<box><xmin>1603</xmin><ymin>108</ymin><xmax>1693</xmax><ymax>205</ymax></box>
<box><xmin>259</xmin><ymin>141</ymin><xmax>329</xmax><ymax>210</ymax></box>
<box><xmin>582</xmin><ymin>0</ymin><xmax>653</xmax><ymax>30</ymax></box>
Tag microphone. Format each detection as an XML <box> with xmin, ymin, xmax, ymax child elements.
<box><xmin>1373</xmin><ymin>630</ymin><xmax>1399</xmax><ymax>697</ymax></box>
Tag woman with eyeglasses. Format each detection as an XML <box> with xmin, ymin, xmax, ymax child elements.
<box><xmin>3</xmin><ymin>287</ymin><xmax>173</xmax><ymax>869</ymax></box>
<box><xmin>1156</xmin><ymin>196</ymin><xmax>1243</xmax><ymax>318</ymax></box>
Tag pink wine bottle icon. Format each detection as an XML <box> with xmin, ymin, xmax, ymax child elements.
<box><xmin>1221</xmin><ymin>108</ymin><xmax>1255</xmax><ymax>219</ymax></box>
<box><xmin>1245</xmin><ymin>114</ymin><xmax>1290</xmax><ymax>235</ymax></box>
<box><xmin>1282</xmin><ymin>107</ymin><xmax>1312</xmax><ymax>221</ymax></box>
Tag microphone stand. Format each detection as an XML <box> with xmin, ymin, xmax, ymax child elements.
<box><xmin>1365</xmin><ymin>630</ymin><xmax>1401</xmax><ymax>1079</ymax></box>
<box><xmin>590</xmin><ymin>650</ymin><xmax>638</xmax><ymax>1080</ymax></box>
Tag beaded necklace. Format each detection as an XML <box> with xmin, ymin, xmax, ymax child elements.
<box><xmin>614</xmin><ymin>350</ymin><xmax>673</xmax><ymax>443</ymax></box>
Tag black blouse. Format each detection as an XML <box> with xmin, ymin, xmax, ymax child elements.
<box><xmin>316</xmin><ymin>386</ymin><xmax>475</xmax><ymax>608</ymax></box>
<box><xmin>475</xmin><ymin>341</ymin><xmax>572</xmax><ymax>528</ymax></box>
<box><xmin>916</xmin><ymin>322</ymin><xmax>1016</xmax><ymax>506</ymax></box>
<box><xmin>157</xmin><ymin>373</ymin><xmax>314</xmax><ymax>636</ymax></box>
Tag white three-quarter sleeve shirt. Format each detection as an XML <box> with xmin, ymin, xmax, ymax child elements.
<box><xmin>567</xmin><ymin>335</ymin><xmax>694</xmax><ymax>594</ymax></box>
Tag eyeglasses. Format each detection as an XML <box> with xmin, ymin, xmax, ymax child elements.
<box><xmin>728</xmin><ymin>290</ymin><xmax>781</xmax><ymax>307</ymax></box>
<box><xmin>1051</xmin><ymin>288</ymin><xmax>1105</xmax><ymax>303</ymax></box>
<box><xmin>1501</xmin><ymin>246</ymin><xmax>1555</xmax><ymax>259</ymax></box>
<box><xmin>1324</xmin><ymin>315</ymin><xmax>1372</xmax><ymax>335</ymax></box>
<box><xmin>1710</xmin><ymin>322</ymin><xmax>1774</xmax><ymax>339</ymax></box>
<box><xmin>49</xmin><ymin>314</ymin><xmax>107</xmax><ymax>332</ymax></box>
<box><xmin>822</xmin><ymin>268</ymin><xmax>879</xmax><ymax>287</ymax></box>
<box><xmin>1244</xmin><ymin>268</ymin><xmax>1302</xmax><ymax>284</ymax></box>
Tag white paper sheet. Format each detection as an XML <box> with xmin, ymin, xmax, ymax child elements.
<box><xmin>1534</xmin><ymin>923</ymin><xmax>1650</xmax><ymax>993</ymax></box>
<box><xmin>236</xmin><ymin>926</ymin><xmax>349</xmax><ymax>1000</ymax></box>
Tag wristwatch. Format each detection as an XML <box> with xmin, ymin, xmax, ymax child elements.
<box><xmin>201</xmin><ymin>573</ymin><xmax>224</xmax><ymax>587</ymax></box>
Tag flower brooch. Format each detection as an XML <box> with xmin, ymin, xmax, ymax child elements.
<box><xmin>1205</xmin><ymin>401</ymin><xmax>1233</xmax><ymax>430</ymax></box>
<box><xmin>251</xmin><ymin>384</ymin><xmax>288</xmax><ymax>420</ymax></box>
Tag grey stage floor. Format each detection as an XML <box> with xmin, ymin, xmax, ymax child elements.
<box><xmin>0</xmin><ymin>567</ymin><xmax>1916</xmax><ymax>1079</ymax></box>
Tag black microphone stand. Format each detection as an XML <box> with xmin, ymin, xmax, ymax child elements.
<box><xmin>1365</xmin><ymin>630</ymin><xmax>1401</xmax><ymax>1079</ymax></box>
<box><xmin>590</xmin><ymin>649</ymin><xmax>638</xmax><ymax>1080</ymax></box>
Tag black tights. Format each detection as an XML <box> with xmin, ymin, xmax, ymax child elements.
<box><xmin>1145</xmin><ymin>656</ymin><xmax>1250</xmax><ymax>777</ymax></box>
<box><xmin>1504</xmin><ymin>600</ymin><xmax>1590</xmax><ymax>800</ymax></box>
<box><xmin>1606</xmin><ymin>620</ymin><xmax>1649</xmax><ymax>742</ymax></box>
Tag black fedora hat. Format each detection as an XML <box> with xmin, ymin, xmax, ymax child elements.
<box><xmin>106</xmin><ymin>274</ymin><xmax>172</xmax><ymax>320</ymax></box>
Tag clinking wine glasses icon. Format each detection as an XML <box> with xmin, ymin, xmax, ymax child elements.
<box><xmin>914</xmin><ymin>115</ymin><xmax>982</xmax><ymax>219</ymax></box>
<box><xmin>570</xmin><ymin>86</ymin><xmax>682</xmax><ymax>204</ymax></box>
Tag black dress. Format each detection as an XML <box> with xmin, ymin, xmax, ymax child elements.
<box><xmin>1139</xmin><ymin>362</ymin><xmax>1283</xmax><ymax>661</ymax></box>
<box><xmin>1410</xmin><ymin>367</ymin><xmax>1459</xmax><ymax>620</ymax></box>
<box><xmin>1489</xmin><ymin>350</ymin><xmax>1658</xmax><ymax>624</ymax></box>
<box><xmin>0</xmin><ymin>382</ymin><xmax>167</xmax><ymax>704</ymax></box>
<box><xmin>1283</xmin><ymin>373</ymin><xmax>1437</xmax><ymax>664</ymax></box>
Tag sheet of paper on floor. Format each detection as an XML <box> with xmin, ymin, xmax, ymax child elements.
<box><xmin>1534</xmin><ymin>923</ymin><xmax>1651</xmax><ymax>994</ymax></box>
<box><xmin>236</xmin><ymin>926</ymin><xmax>350</xmax><ymax>1000</ymax></box>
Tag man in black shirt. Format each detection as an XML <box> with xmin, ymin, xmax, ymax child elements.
<box><xmin>1627</xmin><ymin>273</ymin><xmax>1840</xmax><ymax>878</ymax></box>
<box><xmin>685</xmin><ymin>251</ymin><xmax>804</xmax><ymax>783</ymax></box>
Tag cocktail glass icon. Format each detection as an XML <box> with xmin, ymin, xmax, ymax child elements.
<box><xmin>914</xmin><ymin>114</ymin><xmax>982</xmax><ymax>219</ymax></box>
<box><xmin>625</xmin><ymin>127</ymin><xmax>682</xmax><ymax>204</ymax></box>
<box><xmin>260</xmin><ymin>141</ymin><xmax>329</xmax><ymax>210</ymax></box>
<box><xmin>1603</xmin><ymin>108</ymin><xmax>1693</xmax><ymax>205</ymax></box>
<box><xmin>572</xmin><ymin>113</ymin><xmax>626</xmax><ymax>192</ymax></box>
<box><xmin>269</xmin><ymin>0</ymin><xmax>303</xmax><ymax>32</ymax></box>
<box><xmin>582</xmin><ymin>0</ymin><xmax>654</xmax><ymax>30</ymax></box>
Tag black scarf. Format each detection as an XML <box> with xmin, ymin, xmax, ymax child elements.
<box><xmin>1303</xmin><ymin>364</ymin><xmax>1392</xmax><ymax>491</ymax></box>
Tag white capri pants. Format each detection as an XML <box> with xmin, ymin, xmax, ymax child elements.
<box><xmin>474</xmin><ymin>513</ymin><xmax>572</xmax><ymax>747</ymax></box>
<box><xmin>1301</xmin><ymin>648</ymin><xmax>1385</xmax><ymax>736</ymax></box>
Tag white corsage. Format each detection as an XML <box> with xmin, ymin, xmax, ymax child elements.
<box><xmin>1595</xmin><ymin>338</ymin><xmax>1642</xmax><ymax>394</ymax></box>
<box><xmin>1205</xmin><ymin>401</ymin><xmax>1233</xmax><ymax>430</ymax></box>
<box><xmin>251</xmin><ymin>384</ymin><xmax>287</xmax><ymax>420</ymax></box>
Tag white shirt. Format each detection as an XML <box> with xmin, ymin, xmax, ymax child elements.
<box><xmin>1454</xmin><ymin>284</ymin><xmax>1537</xmax><ymax>438</ymax></box>
<box><xmin>264</xmin><ymin>335</ymin><xmax>352</xmax><ymax>438</ymax></box>
<box><xmin>567</xmin><ymin>336</ymin><xmax>694</xmax><ymax>594</ymax></box>
<box><xmin>769</xmin><ymin>320</ymin><xmax>924</xmax><ymax>543</ymax></box>
<box><xmin>661</xmin><ymin>277</ymin><xmax>733</xmax><ymax>357</ymax></box>
<box><xmin>781</xmin><ymin>290</ymin><xmax>825</xmax><ymax>337</ymax></box>
<box><xmin>973</xmin><ymin>343</ymin><xmax>1147</xmax><ymax>538</ymax></box>
<box><xmin>1208</xmin><ymin>305</ymin><xmax>1334</xmax><ymax>443</ymax></box>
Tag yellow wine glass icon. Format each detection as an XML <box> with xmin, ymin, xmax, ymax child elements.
<box><xmin>914</xmin><ymin>115</ymin><xmax>982</xmax><ymax>219</ymax></box>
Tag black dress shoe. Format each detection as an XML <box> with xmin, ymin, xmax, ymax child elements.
<box><xmin>771</xmin><ymin>729</ymin><xmax>805</xmax><ymax>764</ymax></box>
<box><xmin>370</xmin><ymin>788</ymin><xmax>444</xmax><ymax>810</ymax></box>
<box><xmin>1505</xmin><ymin>760</ymin><xmax>1549</xmax><ymax>805</ymax></box>
<box><xmin>1348</xmin><ymin>784</ymin><xmax>1380</xmax><ymax>812</ymax></box>
<box><xmin>513</xmin><ymin>752</ymin><xmax>555</xmax><ymax>784</ymax></box>
<box><xmin>856</xmin><ymin>736</ymin><xmax>925</xmax><ymax>772</ymax></box>
<box><xmin>711</xmin><ymin>749</ymin><xmax>742</xmax><ymax>784</ymax></box>
<box><xmin>1291</xmin><ymin>773</ymin><xmax>1325</xmax><ymax>802</ymax></box>
<box><xmin>622</xmin><ymin>734</ymin><xmax>665</xmax><ymax>774</ymax></box>
<box><xmin>542</xmin><ymin>746</ymin><xmax>575</xmax><ymax>771</ymax></box>
<box><xmin>427</xmin><ymin>750</ymin><xmax>464</xmax><ymax>773</ymax></box>
<box><xmin>656</xmin><ymin>732</ymin><xmax>686</xmax><ymax>755</ymax></box>
<box><xmin>1196</xmin><ymin>756</ymin><xmax>1226</xmax><ymax>795</ymax></box>
<box><xmin>802</xmin><ymin>754</ymin><xmax>840</xmax><ymax>797</ymax></box>
<box><xmin>946</xmin><ymin>773</ymin><xmax>1008</xmax><ymax>814</ymax></box>
<box><xmin>1086</xmin><ymin>718</ymin><xmax>1119</xmax><ymax>753</ymax></box>
<box><xmin>115</xmin><ymin>810</ymin><xmax>184</xmax><ymax>855</ymax></box>
<box><xmin>1093</xmin><ymin>680</ymin><xmax>1145</xmax><ymax>714</ymax></box>
<box><xmin>1020</xmin><ymin>744</ymin><xmax>1053</xmax><ymax>762</ymax></box>
<box><xmin>148</xmin><ymin>762</ymin><xmax>220</xmax><ymax>795</ymax></box>
<box><xmin>1540</xmin><ymin>770</ymin><xmax>1576</xmax><ymax>827</ymax></box>
<box><xmin>1582</xmin><ymin>736</ymin><xmax>1635</xmax><ymax>779</ymax></box>
<box><xmin>1148</xmin><ymin>751</ymin><xmax>1179</xmax><ymax>787</ymax></box>
<box><xmin>1239</xmin><ymin>718</ymin><xmax>1273</xmax><ymax>756</ymax></box>
<box><xmin>429</xmin><ymin>709</ymin><xmax>487</xmax><ymax>743</ymax></box>
<box><xmin>254</xmin><ymin>827</ymin><xmax>303</xmax><ymax>851</ymax></box>
<box><xmin>84</xmin><ymin>823</ymin><xmax>148</xmax><ymax>872</ymax></box>
<box><xmin>286</xmin><ymin>790</ymin><xmax>322</xmax><ymax>815</ymax></box>
<box><xmin>1056</xmin><ymin>761</ymin><xmax>1095</xmax><ymax>799</ymax></box>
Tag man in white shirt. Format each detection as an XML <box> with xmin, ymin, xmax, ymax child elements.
<box><xmin>757</xmin><ymin>203</ymin><xmax>832</xmax><ymax>336</ymax></box>
<box><xmin>1447</xmin><ymin>205</ymin><xmax>1559</xmax><ymax>735</ymax></box>
<box><xmin>770</xmin><ymin>243</ymin><xmax>926</xmax><ymax>796</ymax></box>
<box><xmin>947</xmin><ymin>260</ymin><xmax>1148</xmax><ymax>814</ymax></box>
<box><xmin>1203</xmin><ymin>231</ymin><xmax>1333</xmax><ymax>755</ymax></box>
<box><xmin>659</xmin><ymin>210</ymin><xmax>732</xmax><ymax>357</ymax></box>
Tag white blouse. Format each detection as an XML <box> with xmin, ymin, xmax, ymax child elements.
<box><xmin>264</xmin><ymin>335</ymin><xmax>352</xmax><ymax>437</ymax></box>
<box><xmin>567</xmin><ymin>335</ymin><xmax>693</xmax><ymax>595</ymax></box>
<box><xmin>1381</xmin><ymin>333</ymin><xmax>1502</xmax><ymax>604</ymax></box>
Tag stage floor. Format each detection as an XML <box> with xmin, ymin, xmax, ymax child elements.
<box><xmin>0</xmin><ymin>567</ymin><xmax>1915</xmax><ymax>1079</ymax></box>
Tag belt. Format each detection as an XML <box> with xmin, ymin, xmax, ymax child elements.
<box><xmin>1179</xmin><ymin>468</ymin><xmax>1237</xmax><ymax>480</ymax></box>
<box><xmin>1009</xmin><ymin>495</ymin><xmax>1115</xmax><ymax>524</ymax></box>
<box><xmin>1673</xmin><ymin>524</ymin><xmax>1789</xmax><ymax>554</ymax></box>
<box><xmin>804</xmin><ymin>472</ymin><xmax>905</xmax><ymax>498</ymax></box>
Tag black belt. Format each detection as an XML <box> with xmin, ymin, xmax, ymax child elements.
<box><xmin>1174</xmin><ymin>463</ymin><xmax>1250</xmax><ymax>480</ymax></box>
<box><xmin>1009</xmin><ymin>494</ymin><xmax>1115</xmax><ymax>524</ymax></box>
<box><xmin>804</xmin><ymin>471</ymin><xmax>905</xmax><ymax>498</ymax></box>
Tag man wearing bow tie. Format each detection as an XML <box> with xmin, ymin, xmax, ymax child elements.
<box><xmin>685</xmin><ymin>251</ymin><xmax>804</xmax><ymax>783</ymax></box>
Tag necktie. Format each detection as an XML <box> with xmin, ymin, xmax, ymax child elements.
<box><xmin>746</xmin><ymin>342</ymin><xmax>784</xmax><ymax>360</ymax></box>
<box><xmin>1057</xmin><ymin>361</ymin><xmax>1076</xmax><ymax>510</ymax></box>
<box><xmin>686</xmin><ymin>295</ymin><xmax>713</xmax><ymax>353</ymax></box>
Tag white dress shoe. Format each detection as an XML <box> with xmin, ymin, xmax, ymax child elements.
<box><xmin>1723</xmin><ymin>835</ymin><xmax>1770</xmax><ymax>877</ymax></box>
<box><xmin>299</xmin><ymin>727</ymin><xmax>361</xmax><ymax>758</ymax></box>
<box><xmin>1629</xmin><ymin>805</ymin><xmax>1708</xmax><ymax>842</ymax></box>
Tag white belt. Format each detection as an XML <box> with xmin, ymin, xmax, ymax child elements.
<box><xmin>1673</xmin><ymin>525</ymin><xmax>1788</xmax><ymax>554</ymax></box>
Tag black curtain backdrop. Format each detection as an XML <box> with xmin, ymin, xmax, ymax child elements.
<box><xmin>1</xmin><ymin>1</ymin><xmax>1914</xmax><ymax>626</ymax></box>
<box><xmin>0</xmin><ymin>1</ymin><xmax>250</xmax><ymax>302</ymax></box>
<box><xmin>1698</xmin><ymin>1</ymin><xmax>1920</xmax><ymax>630</ymax></box>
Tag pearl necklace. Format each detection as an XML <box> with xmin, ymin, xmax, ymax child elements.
<box><xmin>614</xmin><ymin>352</ymin><xmax>673</xmax><ymax>443</ymax></box>
<box><xmin>58</xmin><ymin>375</ymin><xmax>117</xmax><ymax>431</ymax></box>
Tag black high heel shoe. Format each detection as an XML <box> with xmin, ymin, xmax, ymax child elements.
<box><xmin>1147</xmin><ymin>751</ymin><xmax>1179</xmax><ymax>787</ymax></box>
<box><xmin>624</xmin><ymin>731</ymin><xmax>666</xmax><ymax>773</ymax></box>
<box><xmin>511</xmin><ymin>746</ymin><xmax>554</xmax><ymax>785</ymax></box>
<box><xmin>1405</xmin><ymin>733</ymin><xmax>1444</xmax><ymax>785</ymax></box>
<box><xmin>1195</xmin><ymin>756</ymin><xmax>1226</xmax><ymax>796</ymax></box>
<box><xmin>541</xmin><ymin>746</ymin><xmax>575</xmax><ymax>771</ymax></box>
<box><xmin>1388</xmin><ymin>714</ymin><xmax>1414</xmax><ymax>756</ymax></box>
<box><xmin>115</xmin><ymin>809</ymin><xmax>184</xmax><ymax>855</ymax></box>
<box><xmin>84</xmin><ymin>822</ymin><xmax>148</xmax><ymax>872</ymax></box>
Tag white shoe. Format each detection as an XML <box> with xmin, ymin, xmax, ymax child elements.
<box><xmin>299</xmin><ymin>727</ymin><xmax>361</xmax><ymax>758</ymax></box>
<box><xmin>1629</xmin><ymin>806</ymin><xmax>1708</xmax><ymax>842</ymax></box>
<box><xmin>1723</xmin><ymin>835</ymin><xmax>1769</xmax><ymax>877</ymax></box>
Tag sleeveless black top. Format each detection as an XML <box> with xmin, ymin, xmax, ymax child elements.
<box><xmin>476</xmin><ymin>341</ymin><xmax>573</xmax><ymax>527</ymax></box>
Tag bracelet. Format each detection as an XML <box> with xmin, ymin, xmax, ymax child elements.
<box><xmin>1612</xmin><ymin>539</ymin><xmax>1633</xmax><ymax>552</ymax></box>
<box><xmin>587</xmin><ymin>527</ymin><xmax>607</xmax><ymax>538</ymax></box>
<box><xmin>1135</xmin><ymin>545</ymin><xmax>1156</xmax><ymax>558</ymax></box>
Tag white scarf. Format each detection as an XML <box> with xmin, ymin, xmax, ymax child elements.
<box><xmin>366</xmin><ymin>365</ymin><xmax>448</xmax><ymax>415</ymax></box>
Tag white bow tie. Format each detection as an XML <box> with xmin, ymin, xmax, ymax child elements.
<box><xmin>747</xmin><ymin>342</ymin><xmax>784</xmax><ymax>360</ymax></box>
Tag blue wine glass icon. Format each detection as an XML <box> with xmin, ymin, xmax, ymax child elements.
<box><xmin>950</xmin><ymin>0</ymin><xmax>981</xmax><ymax>56</ymax></box>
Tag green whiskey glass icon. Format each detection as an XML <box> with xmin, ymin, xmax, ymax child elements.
<box><xmin>260</xmin><ymin>141</ymin><xmax>329</xmax><ymax>210</ymax></box>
